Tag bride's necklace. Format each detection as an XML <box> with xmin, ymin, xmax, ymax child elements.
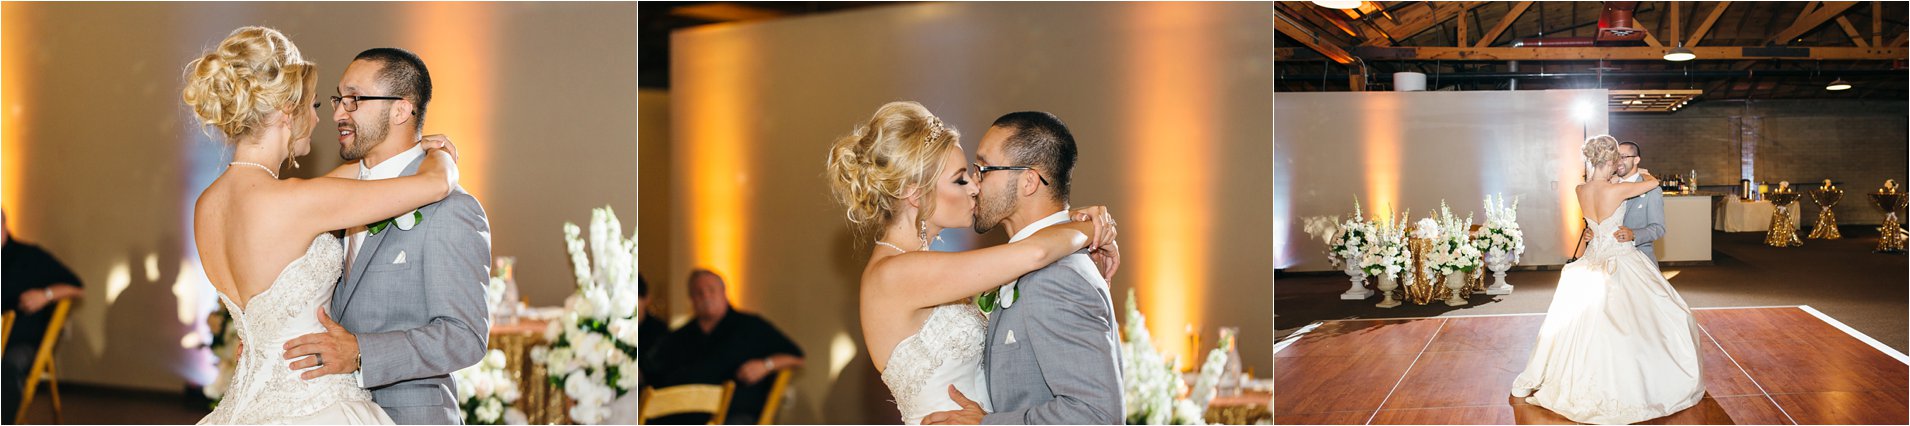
<box><xmin>229</xmin><ymin>161</ymin><xmax>279</xmax><ymax>179</ymax></box>
<box><xmin>874</xmin><ymin>240</ymin><xmax>909</xmax><ymax>254</ymax></box>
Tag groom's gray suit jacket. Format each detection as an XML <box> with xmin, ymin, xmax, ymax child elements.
<box><xmin>331</xmin><ymin>155</ymin><xmax>493</xmax><ymax>424</ymax></box>
<box><xmin>982</xmin><ymin>245</ymin><xmax>1124</xmax><ymax>425</ymax></box>
<box><xmin>1621</xmin><ymin>183</ymin><xmax>1668</xmax><ymax>261</ymax></box>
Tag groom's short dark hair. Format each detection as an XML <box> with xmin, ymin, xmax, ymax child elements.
<box><xmin>1619</xmin><ymin>141</ymin><xmax>1642</xmax><ymax>157</ymax></box>
<box><xmin>353</xmin><ymin>47</ymin><xmax>433</xmax><ymax>131</ymax></box>
<box><xmin>991</xmin><ymin>111</ymin><xmax>1076</xmax><ymax>203</ymax></box>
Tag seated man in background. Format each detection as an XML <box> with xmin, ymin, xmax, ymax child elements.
<box><xmin>648</xmin><ymin>269</ymin><xmax>803</xmax><ymax>424</ymax></box>
<box><xmin>2</xmin><ymin>210</ymin><xmax>85</xmax><ymax>418</ymax></box>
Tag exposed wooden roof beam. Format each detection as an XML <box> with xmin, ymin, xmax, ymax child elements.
<box><xmin>1687</xmin><ymin>1</ymin><xmax>1732</xmax><ymax>46</ymax></box>
<box><xmin>1353</xmin><ymin>45</ymin><xmax>1906</xmax><ymax>61</ymax></box>
<box><xmin>1277</xmin><ymin>9</ymin><xmax>1357</xmax><ymax>65</ymax></box>
<box><xmin>1769</xmin><ymin>1</ymin><xmax>1861</xmax><ymax>45</ymax></box>
<box><xmin>1357</xmin><ymin>2</ymin><xmax>1488</xmax><ymax>47</ymax></box>
<box><xmin>1836</xmin><ymin>16</ymin><xmax>1872</xmax><ymax>47</ymax></box>
<box><xmin>1475</xmin><ymin>1</ymin><xmax>1534</xmax><ymax>48</ymax></box>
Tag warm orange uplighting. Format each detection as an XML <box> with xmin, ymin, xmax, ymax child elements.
<box><xmin>673</xmin><ymin>25</ymin><xmax>755</xmax><ymax>308</ymax></box>
<box><xmin>1125</xmin><ymin>3</ymin><xmax>1215</xmax><ymax>365</ymax></box>
<box><xmin>404</xmin><ymin>2</ymin><xmax>495</xmax><ymax>203</ymax></box>
<box><xmin>1556</xmin><ymin>124</ymin><xmax>1588</xmax><ymax>259</ymax></box>
<box><xmin>1363</xmin><ymin>95</ymin><xmax>1402</xmax><ymax>217</ymax></box>
<box><xmin>2</xmin><ymin>4</ymin><xmax>38</xmax><ymax>219</ymax></box>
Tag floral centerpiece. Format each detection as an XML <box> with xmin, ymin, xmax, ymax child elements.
<box><xmin>1473</xmin><ymin>194</ymin><xmax>1525</xmax><ymax>258</ymax></box>
<box><xmin>531</xmin><ymin>206</ymin><xmax>642</xmax><ymax>424</ymax></box>
<box><xmin>453</xmin><ymin>349</ymin><xmax>528</xmax><ymax>425</ymax></box>
<box><xmin>201</xmin><ymin>307</ymin><xmax>239</xmax><ymax>408</ymax></box>
<box><xmin>1121</xmin><ymin>289</ymin><xmax>1226</xmax><ymax>425</ymax></box>
<box><xmin>1361</xmin><ymin>209</ymin><xmax>1413</xmax><ymax>281</ymax></box>
<box><xmin>1474</xmin><ymin>194</ymin><xmax>1524</xmax><ymax>294</ymax></box>
<box><xmin>1422</xmin><ymin>201</ymin><xmax>1482</xmax><ymax>277</ymax></box>
<box><xmin>1422</xmin><ymin>201</ymin><xmax>1482</xmax><ymax>305</ymax></box>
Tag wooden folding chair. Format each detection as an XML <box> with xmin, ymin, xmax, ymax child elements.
<box><xmin>638</xmin><ymin>381</ymin><xmax>735</xmax><ymax>425</ymax></box>
<box><xmin>757</xmin><ymin>370</ymin><xmax>795</xmax><ymax>425</ymax></box>
<box><xmin>15</xmin><ymin>299</ymin><xmax>72</xmax><ymax>424</ymax></box>
<box><xmin>3</xmin><ymin>310</ymin><xmax>14</xmax><ymax>350</ymax></box>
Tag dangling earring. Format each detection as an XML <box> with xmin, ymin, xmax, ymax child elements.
<box><xmin>918</xmin><ymin>219</ymin><xmax>931</xmax><ymax>251</ymax></box>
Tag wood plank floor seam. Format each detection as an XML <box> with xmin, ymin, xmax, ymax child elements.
<box><xmin>1696</xmin><ymin>320</ymin><xmax>1800</xmax><ymax>425</ymax></box>
<box><xmin>1364</xmin><ymin>318</ymin><xmax>1450</xmax><ymax>425</ymax></box>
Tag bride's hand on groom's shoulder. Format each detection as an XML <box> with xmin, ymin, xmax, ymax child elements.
<box><xmin>420</xmin><ymin>134</ymin><xmax>458</xmax><ymax>163</ymax></box>
<box><xmin>1069</xmin><ymin>205</ymin><xmax>1118</xmax><ymax>250</ymax></box>
<box><xmin>1090</xmin><ymin>240</ymin><xmax>1120</xmax><ymax>282</ymax></box>
<box><xmin>922</xmin><ymin>385</ymin><xmax>986</xmax><ymax>425</ymax></box>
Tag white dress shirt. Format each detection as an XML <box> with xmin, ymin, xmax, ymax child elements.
<box><xmin>995</xmin><ymin>210</ymin><xmax>1073</xmax><ymax>311</ymax></box>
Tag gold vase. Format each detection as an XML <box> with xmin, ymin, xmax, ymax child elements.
<box><xmin>1807</xmin><ymin>187</ymin><xmax>1843</xmax><ymax>239</ymax></box>
<box><xmin>1870</xmin><ymin>191</ymin><xmax>1907</xmax><ymax>253</ymax></box>
<box><xmin>1764</xmin><ymin>192</ymin><xmax>1802</xmax><ymax>247</ymax></box>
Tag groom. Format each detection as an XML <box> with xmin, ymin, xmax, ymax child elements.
<box><xmin>1586</xmin><ymin>141</ymin><xmax>1667</xmax><ymax>261</ymax></box>
<box><xmin>924</xmin><ymin>112</ymin><xmax>1123</xmax><ymax>425</ymax></box>
<box><xmin>283</xmin><ymin>47</ymin><xmax>493</xmax><ymax>424</ymax></box>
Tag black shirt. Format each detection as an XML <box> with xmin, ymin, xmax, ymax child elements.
<box><xmin>645</xmin><ymin>307</ymin><xmax>803</xmax><ymax>424</ymax></box>
<box><xmin>2</xmin><ymin>239</ymin><xmax>82</xmax><ymax>351</ymax></box>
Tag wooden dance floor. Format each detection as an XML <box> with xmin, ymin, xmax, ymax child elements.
<box><xmin>1274</xmin><ymin>306</ymin><xmax>1909</xmax><ymax>424</ymax></box>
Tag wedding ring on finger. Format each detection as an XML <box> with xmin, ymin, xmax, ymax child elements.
<box><xmin>315</xmin><ymin>354</ymin><xmax>324</xmax><ymax>367</ymax></box>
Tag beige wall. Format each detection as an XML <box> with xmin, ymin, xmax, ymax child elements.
<box><xmin>657</xmin><ymin>2</ymin><xmax>1272</xmax><ymax>423</ymax></box>
<box><xmin>1275</xmin><ymin>89</ymin><xmax>1612</xmax><ymax>271</ymax></box>
<box><xmin>1</xmin><ymin>2</ymin><xmax>635</xmax><ymax>391</ymax></box>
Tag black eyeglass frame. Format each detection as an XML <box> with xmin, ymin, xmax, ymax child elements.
<box><xmin>971</xmin><ymin>162</ymin><xmax>1050</xmax><ymax>186</ymax></box>
<box><xmin>329</xmin><ymin>95</ymin><xmax>410</xmax><ymax>114</ymax></box>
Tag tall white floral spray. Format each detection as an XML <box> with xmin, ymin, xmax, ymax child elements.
<box><xmin>1422</xmin><ymin>201</ymin><xmax>1482</xmax><ymax>276</ymax></box>
<box><xmin>1325</xmin><ymin>198</ymin><xmax>1375</xmax><ymax>269</ymax></box>
<box><xmin>453</xmin><ymin>349</ymin><xmax>528</xmax><ymax>425</ymax></box>
<box><xmin>1475</xmin><ymin>194</ymin><xmax>1525</xmax><ymax>258</ymax></box>
<box><xmin>533</xmin><ymin>206</ymin><xmax>642</xmax><ymax>424</ymax></box>
<box><xmin>1361</xmin><ymin>208</ymin><xmax>1413</xmax><ymax>282</ymax></box>
<box><xmin>1120</xmin><ymin>288</ymin><xmax>1225</xmax><ymax>425</ymax></box>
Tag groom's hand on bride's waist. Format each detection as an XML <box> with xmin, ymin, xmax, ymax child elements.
<box><xmin>922</xmin><ymin>385</ymin><xmax>986</xmax><ymax>425</ymax></box>
<box><xmin>284</xmin><ymin>307</ymin><xmax>361</xmax><ymax>379</ymax></box>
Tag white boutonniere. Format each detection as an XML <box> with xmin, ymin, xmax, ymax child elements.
<box><xmin>977</xmin><ymin>282</ymin><xmax>1019</xmax><ymax>314</ymax></box>
<box><xmin>369</xmin><ymin>209</ymin><xmax>424</xmax><ymax>235</ymax></box>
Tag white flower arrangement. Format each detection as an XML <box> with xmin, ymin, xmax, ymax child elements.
<box><xmin>1323</xmin><ymin>198</ymin><xmax>1374</xmax><ymax>269</ymax></box>
<box><xmin>454</xmin><ymin>349</ymin><xmax>528</xmax><ymax>425</ymax></box>
<box><xmin>532</xmin><ymin>206</ymin><xmax>642</xmax><ymax>424</ymax></box>
<box><xmin>1474</xmin><ymin>194</ymin><xmax>1526</xmax><ymax>258</ymax></box>
<box><xmin>1120</xmin><ymin>288</ymin><xmax>1222</xmax><ymax>425</ymax></box>
<box><xmin>1362</xmin><ymin>209</ymin><xmax>1414</xmax><ymax>283</ymax></box>
<box><xmin>1422</xmin><ymin>201</ymin><xmax>1483</xmax><ymax>276</ymax></box>
<box><xmin>202</xmin><ymin>308</ymin><xmax>239</xmax><ymax>407</ymax></box>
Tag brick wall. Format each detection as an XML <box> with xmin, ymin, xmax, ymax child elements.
<box><xmin>1611</xmin><ymin>99</ymin><xmax>1909</xmax><ymax>225</ymax></box>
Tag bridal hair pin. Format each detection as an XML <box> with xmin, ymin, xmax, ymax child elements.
<box><xmin>925</xmin><ymin>117</ymin><xmax>947</xmax><ymax>144</ymax></box>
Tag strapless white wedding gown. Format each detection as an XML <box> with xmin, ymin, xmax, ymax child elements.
<box><xmin>1510</xmin><ymin>207</ymin><xmax>1705</xmax><ymax>424</ymax></box>
<box><xmin>882</xmin><ymin>302</ymin><xmax>994</xmax><ymax>424</ymax></box>
<box><xmin>200</xmin><ymin>234</ymin><xmax>393</xmax><ymax>425</ymax></box>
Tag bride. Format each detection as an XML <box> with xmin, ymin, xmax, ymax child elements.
<box><xmin>824</xmin><ymin>101</ymin><xmax>1117</xmax><ymax>424</ymax></box>
<box><xmin>183</xmin><ymin>27</ymin><xmax>458</xmax><ymax>424</ymax></box>
<box><xmin>1509</xmin><ymin>135</ymin><xmax>1705</xmax><ymax>424</ymax></box>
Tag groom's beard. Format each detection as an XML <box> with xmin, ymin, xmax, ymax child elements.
<box><xmin>973</xmin><ymin>188</ymin><xmax>1015</xmax><ymax>234</ymax></box>
<box><xmin>338</xmin><ymin>109</ymin><xmax>391</xmax><ymax>161</ymax></box>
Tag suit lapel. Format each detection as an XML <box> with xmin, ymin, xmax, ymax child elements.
<box><xmin>333</xmin><ymin>153</ymin><xmax>431</xmax><ymax>318</ymax></box>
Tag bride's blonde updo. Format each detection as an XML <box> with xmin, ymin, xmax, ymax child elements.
<box><xmin>825</xmin><ymin>101</ymin><xmax>961</xmax><ymax>240</ymax></box>
<box><xmin>1582</xmin><ymin>134</ymin><xmax>1620</xmax><ymax>167</ymax></box>
<box><xmin>181</xmin><ymin>26</ymin><xmax>317</xmax><ymax>141</ymax></box>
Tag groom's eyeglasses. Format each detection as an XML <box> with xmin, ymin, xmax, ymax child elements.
<box><xmin>1621</xmin><ymin>155</ymin><xmax>1640</xmax><ymax>159</ymax></box>
<box><xmin>971</xmin><ymin>162</ymin><xmax>1050</xmax><ymax>186</ymax></box>
<box><xmin>330</xmin><ymin>95</ymin><xmax>407</xmax><ymax>113</ymax></box>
